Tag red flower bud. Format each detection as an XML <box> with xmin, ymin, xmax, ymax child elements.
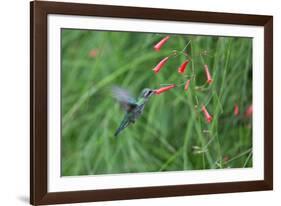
<box><xmin>202</xmin><ymin>105</ymin><xmax>212</xmax><ymax>123</ymax></box>
<box><xmin>154</xmin><ymin>84</ymin><xmax>175</xmax><ymax>95</ymax></box>
<box><xmin>234</xmin><ymin>104</ymin><xmax>239</xmax><ymax>116</ymax></box>
<box><xmin>154</xmin><ymin>36</ymin><xmax>170</xmax><ymax>51</ymax></box>
<box><xmin>204</xmin><ymin>64</ymin><xmax>213</xmax><ymax>84</ymax></box>
<box><xmin>178</xmin><ymin>60</ymin><xmax>189</xmax><ymax>74</ymax></box>
<box><xmin>153</xmin><ymin>57</ymin><xmax>169</xmax><ymax>74</ymax></box>
<box><xmin>244</xmin><ymin>104</ymin><xmax>252</xmax><ymax>118</ymax></box>
<box><xmin>184</xmin><ymin>79</ymin><xmax>191</xmax><ymax>91</ymax></box>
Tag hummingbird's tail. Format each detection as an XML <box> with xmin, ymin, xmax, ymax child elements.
<box><xmin>114</xmin><ymin>119</ymin><xmax>130</xmax><ymax>137</ymax></box>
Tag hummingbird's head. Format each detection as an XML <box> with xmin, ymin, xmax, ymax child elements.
<box><xmin>141</xmin><ymin>88</ymin><xmax>154</xmax><ymax>99</ymax></box>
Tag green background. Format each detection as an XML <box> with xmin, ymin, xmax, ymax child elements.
<box><xmin>61</xmin><ymin>29</ymin><xmax>252</xmax><ymax>176</ymax></box>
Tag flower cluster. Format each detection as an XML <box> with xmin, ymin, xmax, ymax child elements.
<box><xmin>150</xmin><ymin>35</ymin><xmax>252</xmax><ymax>124</ymax></box>
<box><xmin>151</xmin><ymin>35</ymin><xmax>214</xmax><ymax>123</ymax></box>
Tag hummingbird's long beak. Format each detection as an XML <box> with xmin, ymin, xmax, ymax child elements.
<box><xmin>150</xmin><ymin>90</ymin><xmax>157</xmax><ymax>95</ymax></box>
<box><xmin>148</xmin><ymin>90</ymin><xmax>155</xmax><ymax>97</ymax></box>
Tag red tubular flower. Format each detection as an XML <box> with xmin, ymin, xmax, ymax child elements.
<box><xmin>154</xmin><ymin>35</ymin><xmax>170</xmax><ymax>51</ymax></box>
<box><xmin>154</xmin><ymin>84</ymin><xmax>176</xmax><ymax>95</ymax></box>
<box><xmin>202</xmin><ymin>105</ymin><xmax>212</xmax><ymax>123</ymax></box>
<box><xmin>178</xmin><ymin>60</ymin><xmax>190</xmax><ymax>74</ymax></box>
<box><xmin>234</xmin><ymin>104</ymin><xmax>239</xmax><ymax>116</ymax></box>
<box><xmin>153</xmin><ymin>57</ymin><xmax>169</xmax><ymax>74</ymax></box>
<box><xmin>184</xmin><ymin>79</ymin><xmax>191</xmax><ymax>91</ymax></box>
<box><xmin>204</xmin><ymin>64</ymin><xmax>213</xmax><ymax>84</ymax></box>
<box><xmin>244</xmin><ymin>104</ymin><xmax>252</xmax><ymax>118</ymax></box>
<box><xmin>88</xmin><ymin>49</ymin><xmax>99</xmax><ymax>58</ymax></box>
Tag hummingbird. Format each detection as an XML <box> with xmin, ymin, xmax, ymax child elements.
<box><xmin>112</xmin><ymin>87</ymin><xmax>155</xmax><ymax>137</ymax></box>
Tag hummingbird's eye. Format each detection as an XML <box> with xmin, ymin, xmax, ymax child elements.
<box><xmin>145</xmin><ymin>90</ymin><xmax>153</xmax><ymax>97</ymax></box>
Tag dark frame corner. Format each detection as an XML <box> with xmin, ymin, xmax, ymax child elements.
<box><xmin>30</xmin><ymin>1</ymin><xmax>273</xmax><ymax>205</ymax></box>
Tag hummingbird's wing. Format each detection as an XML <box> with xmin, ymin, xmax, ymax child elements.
<box><xmin>112</xmin><ymin>86</ymin><xmax>138</xmax><ymax>112</ymax></box>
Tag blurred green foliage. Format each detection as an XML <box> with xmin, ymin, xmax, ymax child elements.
<box><xmin>61</xmin><ymin>29</ymin><xmax>252</xmax><ymax>176</ymax></box>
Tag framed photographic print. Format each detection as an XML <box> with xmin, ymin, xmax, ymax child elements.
<box><xmin>30</xmin><ymin>1</ymin><xmax>273</xmax><ymax>205</ymax></box>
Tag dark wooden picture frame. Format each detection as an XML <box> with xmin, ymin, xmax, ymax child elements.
<box><xmin>30</xmin><ymin>1</ymin><xmax>273</xmax><ymax>205</ymax></box>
